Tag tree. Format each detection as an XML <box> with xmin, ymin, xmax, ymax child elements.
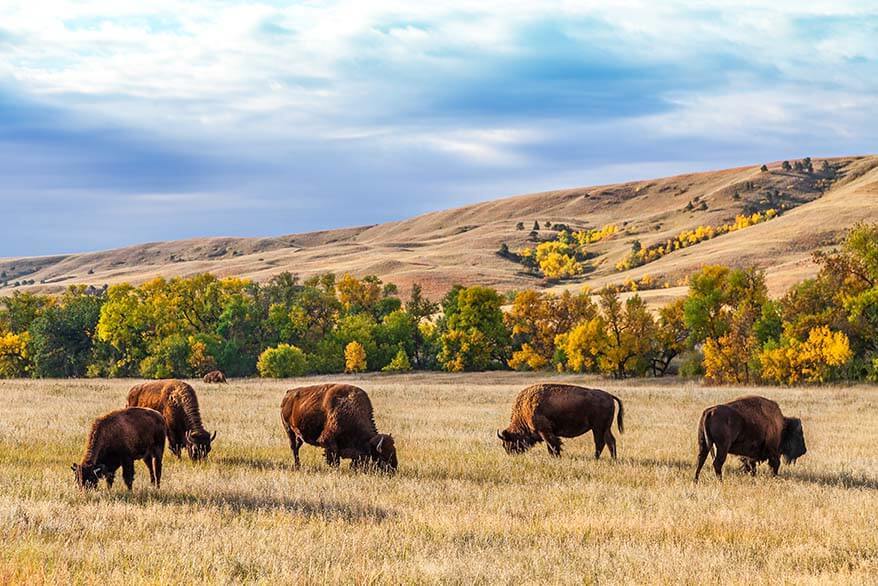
<box><xmin>532</xmin><ymin>220</ymin><xmax>540</xmax><ymax>231</ymax></box>
<box><xmin>506</xmin><ymin>289</ymin><xmax>597</xmax><ymax>370</ymax></box>
<box><xmin>760</xmin><ymin>164</ymin><xmax>768</xmax><ymax>172</ymax></box>
<box><xmin>598</xmin><ymin>290</ymin><xmax>657</xmax><ymax>378</ymax></box>
<box><xmin>28</xmin><ymin>290</ymin><xmax>104</xmax><ymax>378</ymax></box>
<box><xmin>759</xmin><ymin>326</ymin><xmax>851</xmax><ymax>384</ymax></box>
<box><xmin>382</xmin><ymin>348</ymin><xmax>412</xmax><ymax>372</ymax></box>
<box><xmin>0</xmin><ymin>291</ymin><xmax>53</xmax><ymax>333</ymax></box>
<box><xmin>257</xmin><ymin>343</ymin><xmax>307</xmax><ymax>377</ymax></box>
<box><xmin>782</xmin><ymin>160</ymin><xmax>791</xmax><ymax>171</ymax></box>
<box><xmin>555</xmin><ymin>317</ymin><xmax>606</xmax><ymax>373</ymax></box>
<box><xmin>516</xmin><ymin>222</ymin><xmax>525</xmax><ymax>230</ymax></box>
<box><xmin>344</xmin><ymin>341</ymin><xmax>367</xmax><ymax>373</ymax></box>
<box><xmin>0</xmin><ymin>331</ymin><xmax>29</xmax><ymax>378</ymax></box>
<box><xmin>652</xmin><ymin>298</ymin><xmax>689</xmax><ymax>376</ymax></box>
<box><xmin>440</xmin><ymin>286</ymin><xmax>509</xmax><ymax>369</ymax></box>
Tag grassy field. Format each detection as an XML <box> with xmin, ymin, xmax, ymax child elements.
<box><xmin>1</xmin><ymin>373</ymin><xmax>877</xmax><ymax>584</ymax></box>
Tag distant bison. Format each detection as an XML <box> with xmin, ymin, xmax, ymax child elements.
<box><xmin>281</xmin><ymin>383</ymin><xmax>397</xmax><ymax>473</ymax></box>
<box><xmin>72</xmin><ymin>407</ymin><xmax>166</xmax><ymax>490</ymax></box>
<box><xmin>695</xmin><ymin>395</ymin><xmax>806</xmax><ymax>481</ymax></box>
<box><xmin>497</xmin><ymin>384</ymin><xmax>624</xmax><ymax>458</ymax></box>
<box><xmin>203</xmin><ymin>370</ymin><xmax>227</xmax><ymax>384</ymax></box>
<box><xmin>127</xmin><ymin>379</ymin><xmax>216</xmax><ymax>460</ymax></box>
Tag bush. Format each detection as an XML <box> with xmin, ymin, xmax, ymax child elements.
<box><xmin>382</xmin><ymin>348</ymin><xmax>412</xmax><ymax>372</ymax></box>
<box><xmin>257</xmin><ymin>343</ymin><xmax>307</xmax><ymax>378</ymax></box>
<box><xmin>344</xmin><ymin>341</ymin><xmax>367</xmax><ymax>373</ymax></box>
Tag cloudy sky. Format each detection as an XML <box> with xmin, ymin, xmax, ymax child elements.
<box><xmin>1</xmin><ymin>1</ymin><xmax>876</xmax><ymax>256</ymax></box>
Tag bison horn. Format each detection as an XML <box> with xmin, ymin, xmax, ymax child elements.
<box><xmin>376</xmin><ymin>436</ymin><xmax>385</xmax><ymax>454</ymax></box>
<box><xmin>186</xmin><ymin>430</ymin><xmax>193</xmax><ymax>442</ymax></box>
<box><xmin>496</xmin><ymin>430</ymin><xmax>504</xmax><ymax>440</ymax></box>
<box><xmin>210</xmin><ymin>431</ymin><xmax>217</xmax><ymax>442</ymax></box>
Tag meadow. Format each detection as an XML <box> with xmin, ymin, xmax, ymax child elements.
<box><xmin>1</xmin><ymin>373</ymin><xmax>877</xmax><ymax>584</ymax></box>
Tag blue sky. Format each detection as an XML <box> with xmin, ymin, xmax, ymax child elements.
<box><xmin>1</xmin><ymin>1</ymin><xmax>876</xmax><ymax>256</ymax></box>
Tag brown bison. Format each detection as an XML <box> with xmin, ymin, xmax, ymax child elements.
<box><xmin>71</xmin><ymin>407</ymin><xmax>166</xmax><ymax>490</ymax></box>
<box><xmin>127</xmin><ymin>379</ymin><xmax>216</xmax><ymax>460</ymax></box>
<box><xmin>497</xmin><ymin>384</ymin><xmax>624</xmax><ymax>458</ymax></box>
<box><xmin>280</xmin><ymin>383</ymin><xmax>397</xmax><ymax>473</ymax></box>
<box><xmin>203</xmin><ymin>370</ymin><xmax>227</xmax><ymax>384</ymax></box>
<box><xmin>694</xmin><ymin>395</ymin><xmax>807</xmax><ymax>481</ymax></box>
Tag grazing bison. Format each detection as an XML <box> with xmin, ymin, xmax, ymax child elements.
<box><xmin>281</xmin><ymin>383</ymin><xmax>397</xmax><ymax>473</ymax></box>
<box><xmin>127</xmin><ymin>379</ymin><xmax>216</xmax><ymax>460</ymax></box>
<box><xmin>71</xmin><ymin>407</ymin><xmax>166</xmax><ymax>490</ymax></box>
<box><xmin>203</xmin><ymin>370</ymin><xmax>227</xmax><ymax>384</ymax></box>
<box><xmin>694</xmin><ymin>395</ymin><xmax>807</xmax><ymax>481</ymax></box>
<box><xmin>497</xmin><ymin>384</ymin><xmax>624</xmax><ymax>458</ymax></box>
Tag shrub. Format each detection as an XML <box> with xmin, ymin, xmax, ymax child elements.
<box><xmin>382</xmin><ymin>348</ymin><xmax>412</xmax><ymax>372</ymax></box>
<box><xmin>344</xmin><ymin>341</ymin><xmax>367</xmax><ymax>373</ymax></box>
<box><xmin>257</xmin><ymin>343</ymin><xmax>307</xmax><ymax>378</ymax></box>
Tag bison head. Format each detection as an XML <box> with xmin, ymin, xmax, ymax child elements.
<box><xmin>186</xmin><ymin>430</ymin><xmax>217</xmax><ymax>461</ymax></box>
<box><xmin>368</xmin><ymin>433</ymin><xmax>398</xmax><ymax>473</ymax></box>
<box><xmin>71</xmin><ymin>463</ymin><xmax>106</xmax><ymax>489</ymax></box>
<box><xmin>497</xmin><ymin>429</ymin><xmax>538</xmax><ymax>454</ymax></box>
<box><xmin>780</xmin><ymin>417</ymin><xmax>807</xmax><ymax>464</ymax></box>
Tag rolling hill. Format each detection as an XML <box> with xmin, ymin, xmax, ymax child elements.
<box><xmin>3</xmin><ymin>155</ymin><xmax>877</xmax><ymax>301</ymax></box>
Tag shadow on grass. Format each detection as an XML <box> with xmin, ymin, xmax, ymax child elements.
<box><xmin>633</xmin><ymin>457</ymin><xmax>693</xmax><ymax>472</ymax></box>
<box><xmin>788</xmin><ymin>469</ymin><xmax>878</xmax><ymax>490</ymax></box>
<box><xmin>216</xmin><ymin>455</ymin><xmax>294</xmax><ymax>472</ymax></box>
<box><xmin>119</xmin><ymin>489</ymin><xmax>394</xmax><ymax>522</ymax></box>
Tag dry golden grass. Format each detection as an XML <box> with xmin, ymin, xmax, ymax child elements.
<box><xmin>2</xmin><ymin>373</ymin><xmax>877</xmax><ymax>584</ymax></box>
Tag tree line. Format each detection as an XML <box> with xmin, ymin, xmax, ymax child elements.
<box><xmin>2</xmin><ymin>224</ymin><xmax>877</xmax><ymax>384</ymax></box>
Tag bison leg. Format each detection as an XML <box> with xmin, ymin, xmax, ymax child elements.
<box><xmin>694</xmin><ymin>444</ymin><xmax>710</xmax><ymax>482</ymax></box>
<box><xmin>122</xmin><ymin>460</ymin><xmax>135</xmax><ymax>490</ymax></box>
<box><xmin>323</xmin><ymin>441</ymin><xmax>341</xmax><ymax>468</ymax></box>
<box><xmin>741</xmin><ymin>458</ymin><xmax>757</xmax><ymax>476</ymax></box>
<box><xmin>712</xmin><ymin>444</ymin><xmax>729</xmax><ymax>479</ymax></box>
<box><xmin>287</xmin><ymin>429</ymin><xmax>303</xmax><ymax>469</ymax></box>
<box><xmin>104</xmin><ymin>470</ymin><xmax>116</xmax><ymax>490</ymax></box>
<box><xmin>768</xmin><ymin>455</ymin><xmax>780</xmax><ymax>476</ymax></box>
<box><xmin>153</xmin><ymin>451</ymin><xmax>163</xmax><ymax>489</ymax></box>
<box><xmin>604</xmin><ymin>429</ymin><xmax>617</xmax><ymax>460</ymax></box>
<box><xmin>144</xmin><ymin>455</ymin><xmax>156</xmax><ymax>485</ymax></box>
<box><xmin>539</xmin><ymin>432</ymin><xmax>563</xmax><ymax>457</ymax></box>
<box><xmin>593</xmin><ymin>432</ymin><xmax>606</xmax><ymax>460</ymax></box>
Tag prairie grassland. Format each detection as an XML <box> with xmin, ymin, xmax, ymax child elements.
<box><xmin>1</xmin><ymin>373</ymin><xmax>877</xmax><ymax>585</ymax></box>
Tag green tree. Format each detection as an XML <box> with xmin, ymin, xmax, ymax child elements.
<box><xmin>257</xmin><ymin>343</ymin><xmax>307</xmax><ymax>377</ymax></box>
<box><xmin>28</xmin><ymin>290</ymin><xmax>104</xmax><ymax>378</ymax></box>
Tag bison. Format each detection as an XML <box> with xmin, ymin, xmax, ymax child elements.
<box><xmin>694</xmin><ymin>395</ymin><xmax>807</xmax><ymax>481</ymax></box>
<box><xmin>127</xmin><ymin>379</ymin><xmax>217</xmax><ymax>460</ymax></box>
<box><xmin>280</xmin><ymin>383</ymin><xmax>397</xmax><ymax>473</ymax></box>
<box><xmin>71</xmin><ymin>407</ymin><xmax>166</xmax><ymax>490</ymax></box>
<box><xmin>203</xmin><ymin>370</ymin><xmax>227</xmax><ymax>384</ymax></box>
<box><xmin>497</xmin><ymin>384</ymin><xmax>624</xmax><ymax>458</ymax></box>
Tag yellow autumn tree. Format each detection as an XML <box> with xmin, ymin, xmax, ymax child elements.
<box><xmin>0</xmin><ymin>331</ymin><xmax>29</xmax><ymax>378</ymax></box>
<box><xmin>760</xmin><ymin>326</ymin><xmax>852</xmax><ymax>384</ymax></box>
<box><xmin>506</xmin><ymin>289</ymin><xmax>597</xmax><ymax>370</ymax></box>
<box><xmin>555</xmin><ymin>317</ymin><xmax>606</xmax><ymax>373</ymax></box>
<box><xmin>344</xmin><ymin>341</ymin><xmax>367</xmax><ymax>373</ymax></box>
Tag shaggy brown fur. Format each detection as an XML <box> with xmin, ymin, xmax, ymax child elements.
<box><xmin>498</xmin><ymin>384</ymin><xmax>624</xmax><ymax>458</ymax></box>
<box><xmin>280</xmin><ymin>383</ymin><xmax>397</xmax><ymax>473</ymax></box>
<box><xmin>202</xmin><ymin>370</ymin><xmax>227</xmax><ymax>384</ymax></box>
<box><xmin>72</xmin><ymin>407</ymin><xmax>166</xmax><ymax>490</ymax></box>
<box><xmin>694</xmin><ymin>395</ymin><xmax>807</xmax><ymax>481</ymax></box>
<box><xmin>127</xmin><ymin>379</ymin><xmax>216</xmax><ymax>460</ymax></box>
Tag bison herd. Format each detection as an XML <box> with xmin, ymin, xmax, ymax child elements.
<box><xmin>72</xmin><ymin>379</ymin><xmax>807</xmax><ymax>491</ymax></box>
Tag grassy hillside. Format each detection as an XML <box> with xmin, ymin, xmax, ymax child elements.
<box><xmin>3</xmin><ymin>155</ymin><xmax>877</xmax><ymax>299</ymax></box>
<box><xmin>1</xmin><ymin>374</ymin><xmax>876</xmax><ymax>583</ymax></box>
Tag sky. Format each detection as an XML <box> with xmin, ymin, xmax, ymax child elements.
<box><xmin>1</xmin><ymin>1</ymin><xmax>876</xmax><ymax>256</ymax></box>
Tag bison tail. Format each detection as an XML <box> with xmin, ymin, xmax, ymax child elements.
<box><xmin>609</xmin><ymin>393</ymin><xmax>624</xmax><ymax>434</ymax></box>
<box><xmin>700</xmin><ymin>412</ymin><xmax>716</xmax><ymax>459</ymax></box>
